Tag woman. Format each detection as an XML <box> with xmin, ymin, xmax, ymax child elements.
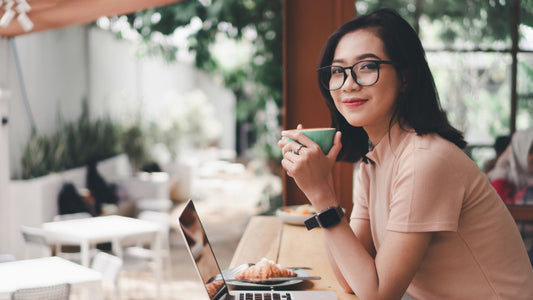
<box><xmin>279</xmin><ymin>9</ymin><xmax>533</xmax><ymax>299</ymax></box>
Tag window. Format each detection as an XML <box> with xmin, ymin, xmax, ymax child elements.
<box><xmin>356</xmin><ymin>0</ymin><xmax>533</xmax><ymax>167</ymax></box>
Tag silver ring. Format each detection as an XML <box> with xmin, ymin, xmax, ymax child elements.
<box><xmin>294</xmin><ymin>144</ymin><xmax>303</xmax><ymax>155</ymax></box>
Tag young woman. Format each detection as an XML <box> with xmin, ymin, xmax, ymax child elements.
<box><xmin>279</xmin><ymin>8</ymin><xmax>533</xmax><ymax>299</ymax></box>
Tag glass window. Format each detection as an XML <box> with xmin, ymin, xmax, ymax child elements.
<box><xmin>355</xmin><ymin>0</ymin><xmax>417</xmax><ymax>27</ymax></box>
<box><xmin>420</xmin><ymin>1</ymin><xmax>512</xmax><ymax>51</ymax></box>
<box><xmin>520</xmin><ymin>1</ymin><xmax>533</xmax><ymax>50</ymax></box>
<box><xmin>354</xmin><ymin>0</ymin><xmax>529</xmax><ymax>167</ymax></box>
<box><xmin>427</xmin><ymin>52</ymin><xmax>511</xmax><ymax>142</ymax></box>
<box><xmin>517</xmin><ymin>53</ymin><xmax>533</xmax><ymax>131</ymax></box>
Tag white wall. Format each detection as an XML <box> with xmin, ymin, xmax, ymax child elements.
<box><xmin>0</xmin><ymin>26</ymin><xmax>88</xmax><ymax>254</ymax></box>
<box><xmin>88</xmin><ymin>28</ymin><xmax>236</xmax><ymax>151</ymax></box>
<box><xmin>4</xmin><ymin>25</ymin><xmax>235</xmax><ymax>179</ymax></box>
<box><xmin>7</xmin><ymin>26</ymin><xmax>89</xmax><ymax>178</ymax></box>
<box><xmin>0</xmin><ymin>38</ymin><xmax>12</xmax><ymax>255</ymax></box>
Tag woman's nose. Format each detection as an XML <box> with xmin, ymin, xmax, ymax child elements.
<box><xmin>342</xmin><ymin>70</ymin><xmax>362</xmax><ymax>91</ymax></box>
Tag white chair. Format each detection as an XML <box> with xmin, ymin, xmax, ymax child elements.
<box><xmin>137</xmin><ymin>210</ymin><xmax>171</xmax><ymax>259</ymax></box>
<box><xmin>118</xmin><ymin>211</ymin><xmax>171</xmax><ymax>298</ymax></box>
<box><xmin>20</xmin><ymin>226</ymin><xmax>53</xmax><ymax>258</ymax></box>
<box><xmin>91</xmin><ymin>252</ymin><xmax>123</xmax><ymax>299</ymax></box>
<box><xmin>11</xmin><ymin>283</ymin><xmax>70</xmax><ymax>300</ymax></box>
<box><xmin>122</xmin><ymin>210</ymin><xmax>172</xmax><ymax>273</ymax></box>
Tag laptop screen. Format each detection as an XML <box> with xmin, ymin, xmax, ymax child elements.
<box><xmin>178</xmin><ymin>200</ymin><xmax>229</xmax><ymax>300</ymax></box>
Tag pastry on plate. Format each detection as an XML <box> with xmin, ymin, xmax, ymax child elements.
<box><xmin>283</xmin><ymin>204</ymin><xmax>316</xmax><ymax>215</ymax></box>
<box><xmin>235</xmin><ymin>257</ymin><xmax>297</xmax><ymax>282</ymax></box>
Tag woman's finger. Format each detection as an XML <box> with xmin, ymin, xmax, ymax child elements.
<box><xmin>281</xmin><ymin>129</ymin><xmax>314</xmax><ymax>148</ymax></box>
<box><xmin>327</xmin><ymin>131</ymin><xmax>342</xmax><ymax>161</ymax></box>
<box><xmin>281</xmin><ymin>141</ymin><xmax>304</xmax><ymax>156</ymax></box>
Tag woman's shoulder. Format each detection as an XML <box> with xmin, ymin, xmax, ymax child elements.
<box><xmin>398</xmin><ymin>131</ymin><xmax>476</xmax><ymax>172</ymax></box>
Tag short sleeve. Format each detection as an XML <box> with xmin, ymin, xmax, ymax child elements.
<box><xmin>351</xmin><ymin>163</ymin><xmax>370</xmax><ymax>220</ymax></box>
<box><xmin>387</xmin><ymin>146</ymin><xmax>465</xmax><ymax>233</ymax></box>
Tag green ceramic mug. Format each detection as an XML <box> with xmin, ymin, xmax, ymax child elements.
<box><xmin>287</xmin><ymin>128</ymin><xmax>336</xmax><ymax>154</ymax></box>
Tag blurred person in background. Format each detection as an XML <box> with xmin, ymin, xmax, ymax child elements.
<box><xmin>488</xmin><ymin>128</ymin><xmax>533</xmax><ymax>205</ymax></box>
<box><xmin>483</xmin><ymin>135</ymin><xmax>511</xmax><ymax>174</ymax></box>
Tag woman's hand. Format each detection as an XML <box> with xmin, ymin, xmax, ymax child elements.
<box><xmin>278</xmin><ymin>124</ymin><xmax>342</xmax><ymax>208</ymax></box>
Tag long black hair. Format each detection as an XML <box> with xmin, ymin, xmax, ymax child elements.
<box><xmin>318</xmin><ymin>8</ymin><xmax>466</xmax><ymax>162</ymax></box>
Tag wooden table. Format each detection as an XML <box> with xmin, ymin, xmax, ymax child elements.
<box><xmin>507</xmin><ymin>205</ymin><xmax>533</xmax><ymax>221</ymax></box>
<box><xmin>230</xmin><ymin>216</ymin><xmax>358</xmax><ymax>300</ymax></box>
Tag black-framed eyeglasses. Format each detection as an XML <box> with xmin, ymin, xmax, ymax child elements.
<box><xmin>317</xmin><ymin>60</ymin><xmax>394</xmax><ymax>91</ymax></box>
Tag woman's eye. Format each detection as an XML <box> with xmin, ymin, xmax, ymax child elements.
<box><xmin>331</xmin><ymin>67</ymin><xmax>344</xmax><ymax>75</ymax></box>
<box><xmin>359</xmin><ymin>62</ymin><xmax>378</xmax><ymax>71</ymax></box>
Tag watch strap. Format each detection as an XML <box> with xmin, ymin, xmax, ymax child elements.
<box><xmin>305</xmin><ymin>205</ymin><xmax>344</xmax><ymax>231</ymax></box>
<box><xmin>304</xmin><ymin>214</ymin><xmax>319</xmax><ymax>230</ymax></box>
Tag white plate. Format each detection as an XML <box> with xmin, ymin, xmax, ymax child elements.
<box><xmin>276</xmin><ymin>205</ymin><xmax>315</xmax><ymax>226</ymax></box>
<box><xmin>222</xmin><ymin>264</ymin><xmax>310</xmax><ymax>288</ymax></box>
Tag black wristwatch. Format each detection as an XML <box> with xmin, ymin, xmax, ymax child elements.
<box><xmin>304</xmin><ymin>206</ymin><xmax>344</xmax><ymax>230</ymax></box>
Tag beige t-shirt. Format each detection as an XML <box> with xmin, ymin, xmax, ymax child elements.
<box><xmin>351</xmin><ymin>124</ymin><xmax>533</xmax><ymax>299</ymax></box>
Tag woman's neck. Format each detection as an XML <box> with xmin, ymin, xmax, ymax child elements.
<box><xmin>364</xmin><ymin>120</ymin><xmax>399</xmax><ymax>148</ymax></box>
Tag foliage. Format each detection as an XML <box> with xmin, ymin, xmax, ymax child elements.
<box><xmin>112</xmin><ymin>0</ymin><xmax>532</xmax><ymax>165</ymax></box>
<box><xmin>519</xmin><ymin>61</ymin><xmax>533</xmax><ymax>109</ymax></box>
<box><xmin>357</xmin><ymin>0</ymin><xmax>533</xmax><ymax>46</ymax></box>
<box><xmin>121</xmin><ymin>122</ymin><xmax>150</xmax><ymax>171</ymax></box>
<box><xmin>20</xmin><ymin>100</ymin><xmax>150</xmax><ymax>179</ymax></box>
<box><xmin>144</xmin><ymin>89</ymin><xmax>223</xmax><ymax>160</ymax></box>
<box><xmin>121</xmin><ymin>0</ymin><xmax>283</xmax><ymax>159</ymax></box>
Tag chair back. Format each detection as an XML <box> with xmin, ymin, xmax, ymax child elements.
<box><xmin>137</xmin><ymin>211</ymin><xmax>170</xmax><ymax>236</ymax></box>
<box><xmin>11</xmin><ymin>283</ymin><xmax>70</xmax><ymax>300</ymax></box>
<box><xmin>91</xmin><ymin>252</ymin><xmax>123</xmax><ymax>285</ymax></box>
<box><xmin>53</xmin><ymin>212</ymin><xmax>92</xmax><ymax>222</ymax></box>
<box><xmin>20</xmin><ymin>226</ymin><xmax>52</xmax><ymax>258</ymax></box>
<box><xmin>20</xmin><ymin>226</ymin><xmax>48</xmax><ymax>246</ymax></box>
<box><xmin>137</xmin><ymin>211</ymin><xmax>171</xmax><ymax>250</ymax></box>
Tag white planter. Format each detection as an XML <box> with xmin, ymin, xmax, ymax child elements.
<box><xmin>8</xmin><ymin>173</ymin><xmax>63</xmax><ymax>258</ymax></box>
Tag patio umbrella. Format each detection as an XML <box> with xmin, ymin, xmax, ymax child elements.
<box><xmin>0</xmin><ymin>0</ymin><xmax>184</xmax><ymax>37</ymax></box>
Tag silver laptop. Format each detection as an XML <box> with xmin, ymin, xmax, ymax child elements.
<box><xmin>177</xmin><ymin>199</ymin><xmax>338</xmax><ymax>300</ymax></box>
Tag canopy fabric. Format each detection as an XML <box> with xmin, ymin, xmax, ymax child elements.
<box><xmin>0</xmin><ymin>0</ymin><xmax>184</xmax><ymax>37</ymax></box>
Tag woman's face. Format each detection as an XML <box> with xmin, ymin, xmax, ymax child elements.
<box><xmin>330</xmin><ymin>29</ymin><xmax>403</xmax><ymax>141</ymax></box>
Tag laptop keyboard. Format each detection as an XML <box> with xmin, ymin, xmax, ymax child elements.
<box><xmin>230</xmin><ymin>292</ymin><xmax>292</xmax><ymax>300</ymax></box>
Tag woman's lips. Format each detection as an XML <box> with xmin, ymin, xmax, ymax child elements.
<box><xmin>343</xmin><ymin>98</ymin><xmax>367</xmax><ymax>107</ymax></box>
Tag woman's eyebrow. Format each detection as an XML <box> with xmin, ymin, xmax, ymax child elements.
<box><xmin>332</xmin><ymin>53</ymin><xmax>381</xmax><ymax>64</ymax></box>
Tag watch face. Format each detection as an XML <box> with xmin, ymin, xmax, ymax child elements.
<box><xmin>317</xmin><ymin>208</ymin><xmax>341</xmax><ymax>228</ymax></box>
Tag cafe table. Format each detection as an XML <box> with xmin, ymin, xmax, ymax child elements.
<box><xmin>42</xmin><ymin>215</ymin><xmax>163</xmax><ymax>297</ymax></box>
<box><xmin>229</xmin><ymin>216</ymin><xmax>359</xmax><ymax>300</ymax></box>
<box><xmin>0</xmin><ymin>256</ymin><xmax>102</xmax><ymax>300</ymax></box>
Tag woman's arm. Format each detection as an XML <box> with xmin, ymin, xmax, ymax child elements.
<box><xmin>323</xmin><ymin>219</ymin><xmax>431</xmax><ymax>300</ymax></box>
<box><xmin>307</xmin><ymin>184</ymin><xmax>431</xmax><ymax>299</ymax></box>
<box><xmin>326</xmin><ymin>218</ymin><xmax>376</xmax><ymax>293</ymax></box>
<box><xmin>279</xmin><ymin>129</ymin><xmax>432</xmax><ymax>300</ymax></box>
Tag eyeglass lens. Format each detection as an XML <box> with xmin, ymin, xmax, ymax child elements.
<box><xmin>321</xmin><ymin>61</ymin><xmax>380</xmax><ymax>90</ymax></box>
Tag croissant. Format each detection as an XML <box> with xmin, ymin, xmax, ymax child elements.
<box><xmin>205</xmin><ymin>280</ymin><xmax>223</xmax><ymax>298</ymax></box>
<box><xmin>235</xmin><ymin>258</ymin><xmax>296</xmax><ymax>282</ymax></box>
